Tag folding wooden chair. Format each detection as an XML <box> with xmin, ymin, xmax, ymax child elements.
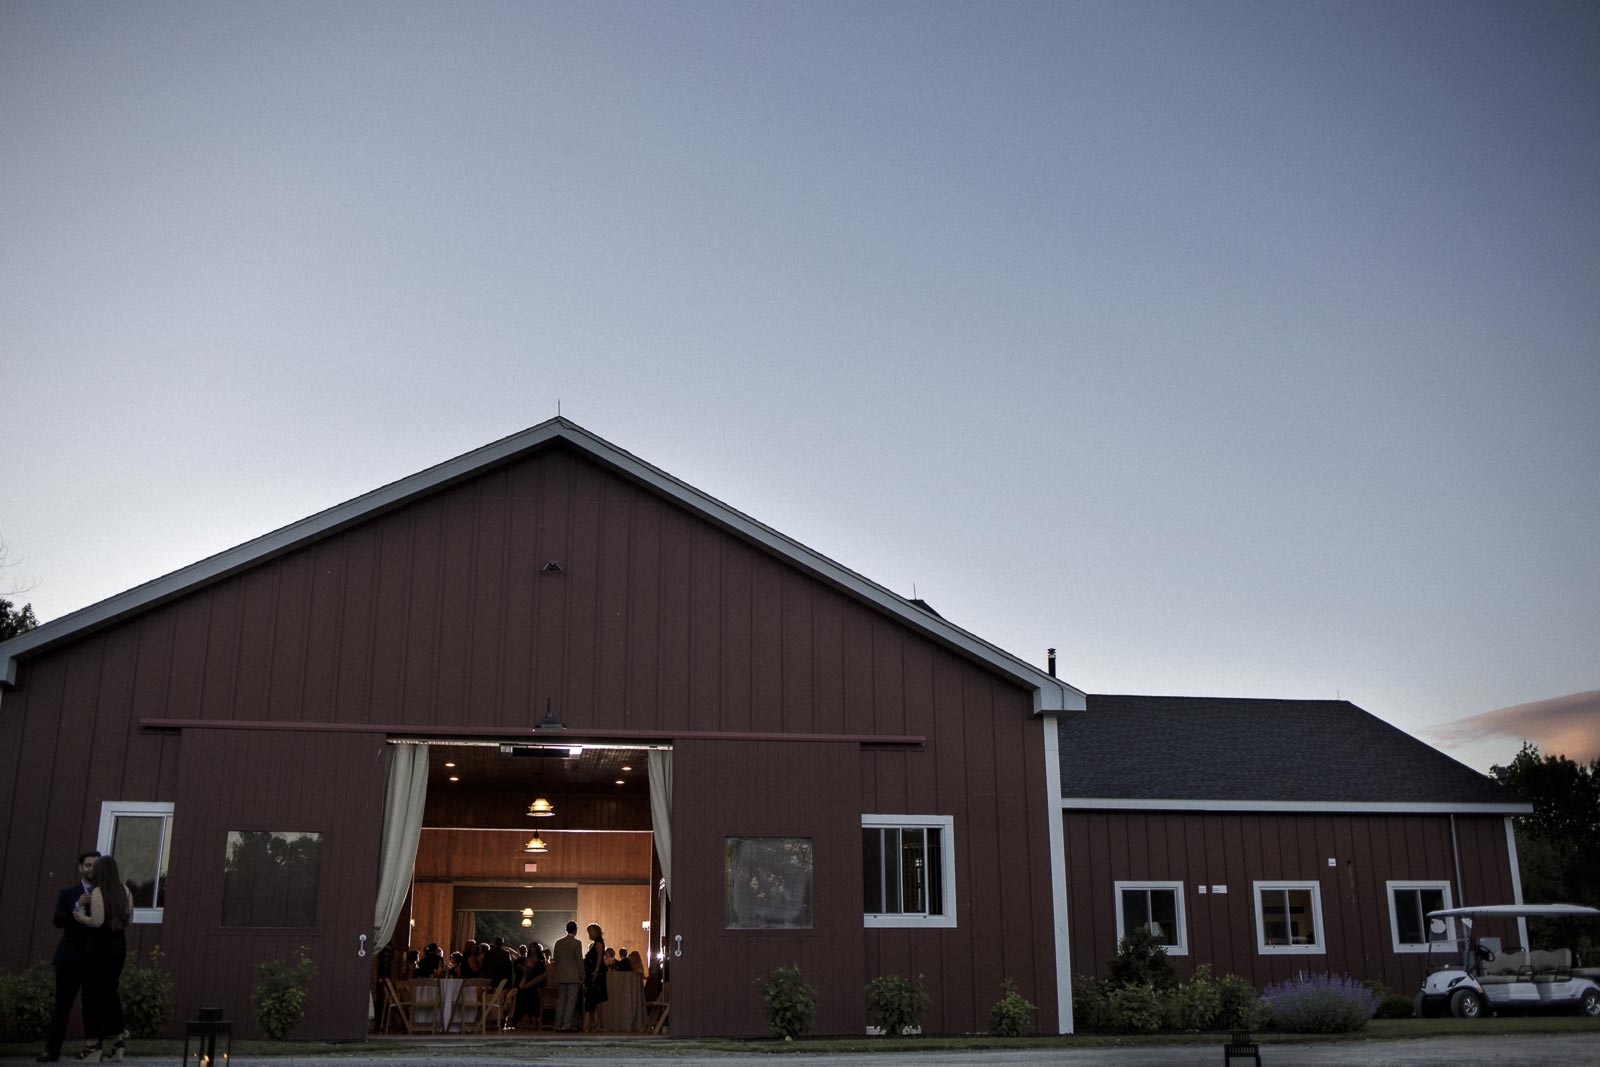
<box><xmin>453</xmin><ymin>978</ymin><xmax>486</xmax><ymax>1033</ymax></box>
<box><xmin>385</xmin><ymin>978</ymin><xmax>437</xmax><ymax>1035</ymax></box>
<box><xmin>463</xmin><ymin>979</ymin><xmax>507</xmax><ymax>1033</ymax></box>
<box><xmin>644</xmin><ymin>981</ymin><xmax>670</xmax><ymax>1035</ymax></box>
<box><xmin>537</xmin><ymin>986</ymin><xmax>559</xmax><ymax>1030</ymax></box>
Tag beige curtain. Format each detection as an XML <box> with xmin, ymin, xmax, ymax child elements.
<box><xmin>372</xmin><ymin>743</ymin><xmax>429</xmax><ymax>949</ymax></box>
<box><xmin>647</xmin><ymin>749</ymin><xmax>673</xmax><ymax>896</ymax></box>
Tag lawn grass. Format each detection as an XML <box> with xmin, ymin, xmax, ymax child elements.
<box><xmin>4</xmin><ymin>1015</ymin><xmax>1596</xmax><ymax>1059</ymax></box>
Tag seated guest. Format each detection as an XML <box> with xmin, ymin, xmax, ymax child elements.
<box><xmin>603</xmin><ymin>947</ymin><xmax>618</xmax><ymax>970</ymax></box>
<box><xmin>484</xmin><ymin>936</ymin><xmax>516</xmax><ymax>988</ymax></box>
<box><xmin>462</xmin><ymin>945</ymin><xmax>486</xmax><ymax>979</ymax></box>
<box><xmin>613</xmin><ymin>948</ymin><xmax>632</xmax><ymax>972</ymax></box>
<box><xmin>628</xmin><ymin>950</ymin><xmax>644</xmax><ymax>977</ymax></box>
<box><xmin>445</xmin><ymin>951</ymin><xmax>464</xmax><ymax>979</ymax></box>
<box><xmin>414</xmin><ymin>943</ymin><xmax>443</xmax><ymax>978</ymax></box>
<box><xmin>512</xmin><ymin>943</ymin><xmax>548</xmax><ymax>1027</ymax></box>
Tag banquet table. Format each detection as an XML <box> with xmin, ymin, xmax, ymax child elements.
<box><xmin>416</xmin><ymin>978</ymin><xmax>472</xmax><ymax>1033</ymax></box>
<box><xmin>601</xmin><ymin>970</ymin><xmax>645</xmax><ymax>1032</ymax></box>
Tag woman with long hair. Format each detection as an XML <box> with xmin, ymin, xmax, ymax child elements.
<box><xmin>71</xmin><ymin>855</ymin><xmax>132</xmax><ymax>1061</ymax></box>
<box><xmin>581</xmin><ymin>923</ymin><xmax>607</xmax><ymax>1031</ymax></box>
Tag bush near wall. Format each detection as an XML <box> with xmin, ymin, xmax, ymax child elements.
<box><xmin>0</xmin><ymin>963</ymin><xmax>53</xmax><ymax>1041</ymax></box>
<box><xmin>1259</xmin><ymin>972</ymin><xmax>1379</xmax><ymax>1033</ymax></box>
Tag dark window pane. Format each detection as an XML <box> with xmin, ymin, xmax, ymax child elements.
<box><xmin>111</xmin><ymin>816</ymin><xmax>167</xmax><ymax>910</ymax></box>
<box><xmin>221</xmin><ymin>831</ymin><xmax>323</xmax><ymax>927</ymax></box>
<box><xmin>1396</xmin><ymin>890</ymin><xmax>1423</xmax><ymax>945</ymax></box>
<box><xmin>1286</xmin><ymin>889</ymin><xmax>1315</xmax><ymax>945</ymax></box>
<box><xmin>1420</xmin><ymin>889</ymin><xmax>1448</xmax><ymax>940</ymax></box>
<box><xmin>901</xmin><ymin>828</ymin><xmax>926</xmax><ymax>914</ymax></box>
<box><xmin>725</xmin><ymin>837</ymin><xmax>813</xmax><ymax>929</ymax></box>
<box><xmin>1263</xmin><ymin>890</ymin><xmax>1289</xmax><ymax>944</ymax></box>
<box><xmin>1122</xmin><ymin>889</ymin><xmax>1150</xmax><ymax>939</ymax></box>
<box><xmin>862</xmin><ymin>829</ymin><xmax>883</xmax><ymax>913</ymax></box>
<box><xmin>1149</xmin><ymin>889</ymin><xmax>1178</xmax><ymax>946</ymax></box>
<box><xmin>883</xmin><ymin>829</ymin><xmax>902</xmax><ymax>914</ymax></box>
<box><xmin>926</xmin><ymin>829</ymin><xmax>943</xmax><ymax>915</ymax></box>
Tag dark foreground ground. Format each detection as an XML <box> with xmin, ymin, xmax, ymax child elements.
<box><xmin>6</xmin><ymin>1032</ymin><xmax>1598</xmax><ymax>1067</ymax></box>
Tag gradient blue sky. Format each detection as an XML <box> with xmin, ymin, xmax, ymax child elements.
<box><xmin>4</xmin><ymin>2</ymin><xmax>1596</xmax><ymax>770</ymax></box>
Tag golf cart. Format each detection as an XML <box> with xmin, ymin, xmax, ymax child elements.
<box><xmin>1414</xmin><ymin>903</ymin><xmax>1600</xmax><ymax>1018</ymax></box>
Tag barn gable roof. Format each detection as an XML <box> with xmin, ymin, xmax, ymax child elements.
<box><xmin>1060</xmin><ymin>694</ymin><xmax>1528</xmax><ymax>813</ymax></box>
<box><xmin>0</xmin><ymin>418</ymin><xmax>1084</xmax><ymax>712</ymax></box>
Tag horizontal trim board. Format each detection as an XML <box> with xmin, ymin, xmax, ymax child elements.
<box><xmin>1061</xmin><ymin>797</ymin><xmax>1532</xmax><ymax>815</ymax></box>
<box><xmin>137</xmin><ymin>718</ymin><xmax>926</xmax><ymax>746</ymax></box>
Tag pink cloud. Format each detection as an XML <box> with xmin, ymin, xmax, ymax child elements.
<box><xmin>1430</xmin><ymin>691</ymin><xmax>1600</xmax><ymax>765</ymax></box>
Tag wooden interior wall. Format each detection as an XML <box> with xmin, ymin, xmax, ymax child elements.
<box><xmin>410</xmin><ymin>882</ymin><xmax>452</xmax><ymax>954</ymax></box>
<box><xmin>425</xmin><ymin>790</ymin><xmax>651</xmax><ymax>831</ymax></box>
<box><xmin>577</xmin><ymin>883</ymin><xmax>653</xmax><ymax>959</ymax></box>
<box><xmin>414</xmin><ymin>827</ymin><xmax>652</xmax><ymax>881</ymax></box>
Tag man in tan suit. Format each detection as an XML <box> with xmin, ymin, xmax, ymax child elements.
<box><xmin>552</xmin><ymin>920</ymin><xmax>584</xmax><ymax>1031</ymax></box>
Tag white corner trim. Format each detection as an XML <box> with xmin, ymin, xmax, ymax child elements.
<box><xmin>1063</xmin><ymin>798</ymin><xmax>1532</xmax><ymax>815</ymax></box>
<box><xmin>1</xmin><ymin>418</ymin><xmax>1087</xmax><ymax>709</ymax></box>
<box><xmin>1043</xmin><ymin>714</ymin><xmax>1073</xmax><ymax>1033</ymax></box>
<box><xmin>1505</xmin><ymin>817</ymin><xmax>1528</xmax><ymax>948</ymax></box>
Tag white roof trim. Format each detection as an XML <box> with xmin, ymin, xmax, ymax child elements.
<box><xmin>1062</xmin><ymin>797</ymin><xmax>1531</xmax><ymax>815</ymax></box>
<box><xmin>1</xmin><ymin>418</ymin><xmax>1085</xmax><ymax>709</ymax></box>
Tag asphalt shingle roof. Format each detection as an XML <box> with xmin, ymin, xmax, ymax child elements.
<box><xmin>1060</xmin><ymin>694</ymin><xmax>1523</xmax><ymax>808</ymax></box>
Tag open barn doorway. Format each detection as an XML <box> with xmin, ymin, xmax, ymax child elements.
<box><xmin>373</xmin><ymin>740</ymin><xmax>669</xmax><ymax>1035</ymax></box>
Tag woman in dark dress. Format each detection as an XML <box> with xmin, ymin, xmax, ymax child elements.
<box><xmin>72</xmin><ymin>855</ymin><xmax>132</xmax><ymax>1062</ymax></box>
<box><xmin>581</xmin><ymin>924</ymin><xmax>607</xmax><ymax>1031</ymax></box>
<box><xmin>511</xmin><ymin>942</ymin><xmax>547</xmax><ymax>1027</ymax></box>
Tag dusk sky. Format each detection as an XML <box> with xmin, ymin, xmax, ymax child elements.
<box><xmin>4</xmin><ymin>2</ymin><xmax>1596</xmax><ymax>771</ymax></box>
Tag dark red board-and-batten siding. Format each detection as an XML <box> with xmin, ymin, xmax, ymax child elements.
<box><xmin>1065</xmin><ymin>810</ymin><xmax>1516</xmax><ymax>994</ymax></box>
<box><xmin>0</xmin><ymin>443</ymin><xmax>1062</xmax><ymax>1035</ymax></box>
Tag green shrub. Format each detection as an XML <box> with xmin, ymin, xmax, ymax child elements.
<box><xmin>1106</xmin><ymin>926</ymin><xmax>1178</xmax><ymax>991</ymax></box>
<box><xmin>250</xmin><ymin>946</ymin><xmax>316</xmax><ymax>1039</ymax></box>
<box><xmin>987</xmin><ymin>978</ymin><xmax>1036</xmax><ymax>1037</ymax></box>
<box><xmin>1215</xmin><ymin>973</ymin><xmax>1260</xmax><ymax>1030</ymax></box>
<box><xmin>1375</xmin><ymin>993</ymin><xmax>1414</xmax><ymax>1019</ymax></box>
<box><xmin>1106</xmin><ymin>981</ymin><xmax>1163</xmax><ymax>1033</ymax></box>
<box><xmin>865</xmin><ymin>973</ymin><xmax>929</xmax><ymax>1036</ymax></box>
<box><xmin>755</xmin><ymin>965</ymin><xmax>816</xmax><ymax>1040</ymax></box>
<box><xmin>1070</xmin><ymin>975</ymin><xmax>1110</xmax><ymax>1031</ymax></box>
<box><xmin>1260</xmin><ymin>972</ymin><xmax>1377</xmax><ymax>1033</ymax></box>
<box><xmin>1172</xmin><ymin>964</ymin><xmax>1223</xmax><ymax>1030</ymax></box>
<box><xmin>119</xmin><ymin>945</ymin><xmax>175</xmax><ymax>1038</ymax></box>
<box><xmin>0</xmin><ymin>962</ymin><xmax>54</xmax><ymax>1041</ymax></box>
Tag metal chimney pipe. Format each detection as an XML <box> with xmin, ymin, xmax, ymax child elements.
<box><xmin>1047</xmin><ymin>648</ymin><xmax>1056</xmax><ymax>677</ymax></box>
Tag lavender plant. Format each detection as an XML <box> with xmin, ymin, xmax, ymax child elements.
<box><xmin>1259</xmin><ymin>972</ymin><xmax>1379</xmax><ymax>1033</ymax></box>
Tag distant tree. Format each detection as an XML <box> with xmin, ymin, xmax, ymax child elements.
<box><xmin>0</xmin><ymin>597</ymin><xmax>37</xmax><ymax>641</ymax></box>
<box><xmin>1490</xmin><ymin>743</ymin><xmax>1600</xmax><ymax>955</ymax></box>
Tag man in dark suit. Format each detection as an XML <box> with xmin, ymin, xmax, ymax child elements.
<box><xmin>37</xmin><ymin>850</ymin><xmax>100</xmax><ymax>1063</ymax></box>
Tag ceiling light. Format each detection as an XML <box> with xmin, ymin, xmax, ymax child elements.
<box><xmin>615</xmin><ymin>779</ymin><xmax>625</xmax><ymax>786</ymax></box>
<box><xmin>444</xmin><ymin>761</ymin><xmax>456</xmax><ymax>768</ymax></box>
<box><xmin>527</xmin><ymin>797</ymin><xmax>555</xmax><ymax>818</ymax></box>
<box><xmin>521</xmin><ymin>917</ymin><xmax>533</xmax><ymax>927</ymax></box>
<box><xmin>521</xmin><ymin>908</ymin><xmax>534</xmax><ymax>918</ymax></box>
<box><xmin>521</xmin><ymin>834</ymin><xmax>549</xmax><ymax>855</ymax></box>
<box><xmin>621</xmin><ymin>765</ymin><xmax>633</xmax><ymax>772</ymax></box>
<box><xmin>448</xmin><ymin>776</ymin><xmax>460</xmax><ymax>783</ymax></box>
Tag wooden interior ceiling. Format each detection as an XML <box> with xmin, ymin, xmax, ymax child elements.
<box><xmin>425</xmin><ymin>743</ymin><xmax>651</xmax><ymax>795</ymax></box>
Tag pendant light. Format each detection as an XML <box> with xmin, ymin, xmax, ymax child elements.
<box><xmin>521</xmin><ymin>834</ymin><xmax>549</xmax><ymax>854</ymax></box>
<box><xmin>527</xmin><ymin>797</ymin><xmax>555</xmax><ymax>817</ymax></box>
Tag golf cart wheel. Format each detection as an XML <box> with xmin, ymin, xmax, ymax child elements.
<box><xmin>1449</xmin><ymin>988</ymin><xmax>1482</xmax><ymax>1019</ymax></box>
<box><xmin>1582</xmin><ymin>988</ymin><xmax>1599</xmax><ymax>1017</ymax></box>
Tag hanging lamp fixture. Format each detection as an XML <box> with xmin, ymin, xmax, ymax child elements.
<box><xmin>521</xmin><ymin>834</ymin><xmax>549</xmax><ymax>854</ymax></box>
<box><xmin>527</xmin><ymin>797</ymin><xmax>555</xmax><ymax>817</ymax></box>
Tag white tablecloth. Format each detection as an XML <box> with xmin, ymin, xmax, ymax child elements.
<box><xmin>601</xmin><ymin>971</ymin><xmax>644</xmax><ymax>1032</ymax></box>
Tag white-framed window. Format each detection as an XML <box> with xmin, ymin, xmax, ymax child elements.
<box><xmin>1253</xmin><ymin>880</ymin><xmax>1325</xmax><ymax>954</ymax></box>
<box><xmin>862</xmin><ymin>814</ymin><xmax>957</xmax><ymax>928</ymax></box>
<box><xmin>1114</xmin><ymin>881</ymin><xmax>1188</xmax><ymax>955</ymax></box>
<box><xmin>96</xmin><ymin>801</ymin><xmax>174</xmax><ymax>924</ymax></box>
<box><xmin>1387</xmin><ymin>880</ymin><xmax>1454</xmax><ymax>953</ymax></box>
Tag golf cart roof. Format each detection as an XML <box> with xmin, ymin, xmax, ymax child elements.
<box><xmin>1427</xmin><ymin>904</ymin><xmax>1600</xmax><ymax>920</ymax></box>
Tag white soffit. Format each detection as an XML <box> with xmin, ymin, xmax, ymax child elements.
<box><xmin>1062</xmin><ymin>797</ymin><xmax>1532</xmax><ymax>815</ymax></box>
<box><xmin>1</xmin><ymin>418</ymin><xmax>1085</xmax><ymax>710</ymax></box>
